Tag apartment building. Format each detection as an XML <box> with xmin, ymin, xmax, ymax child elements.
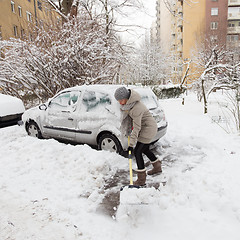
<box><xmin>156</xmin><ymin>0</ymin><xmax>206</xmax><ymax>83</ymax></box>
<box><xmin>227</xmin><ymin>0</ymin><xmax>240</xmax><ymax>49</ymax></box>
<box><xmin>156</xmin><ymin>0</ymin><xmax>240</xmax><ymax>84</ymax></box>
<box><xmin>206</xmin><ymin>0</ymin><xmax>228</xmax><ymax>46</ymax></box>
<box><xmin>0</xmin><ymin>0</ymin><xmax>62</xmax><ymax>40</ymax></box>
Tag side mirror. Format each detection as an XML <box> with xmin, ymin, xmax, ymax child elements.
<box><xmin>39</xmin><ymin>104</ymin><xmax>47</xmax><ymax>111</ymax></box>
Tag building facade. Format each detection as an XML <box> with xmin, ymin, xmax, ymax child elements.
<box><xmin>155</xmin><ymin>0</ymin><xmax>240</xmax><ymax>84</ymax></box>
<box><xmin>0</xmin><ymin>0</ymin><xmax>62</xmax><ymax>40</ymax></box>
<box><xmin>206</xmin><ymin>0</ymin><xmax>228</xmax><ymax>47</ymax></box>
<box><xmin>227</xmin><ymin>0</ymin><xmax>240</xmax><ymax>49</ymax></box>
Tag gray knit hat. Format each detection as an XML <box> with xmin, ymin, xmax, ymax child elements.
<box><xmin>114</xmin><ymin>87</ymin><xmax>130</xmax><ymax>101</ymax></box>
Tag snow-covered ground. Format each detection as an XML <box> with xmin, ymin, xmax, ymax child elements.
<box><xmin>0</xmin><ymin>94</ymin><xmax>240</xmax><ymax>240</ymax></box>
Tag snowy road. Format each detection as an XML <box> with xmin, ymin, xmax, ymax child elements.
<box><xmin>0</xmin><ymin>96</ymin><xmax>240</xmax><ymax>240</ymax></box>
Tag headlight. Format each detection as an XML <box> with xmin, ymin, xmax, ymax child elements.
<box><xmin>154</xmin><ymin>115</ymin><xmax>161</xmax><ymax>122</ymax></box>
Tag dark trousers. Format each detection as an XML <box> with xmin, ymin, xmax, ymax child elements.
<box><xmin>134</xmin><ymin>142</ymin><xmax>157</xmax><ymax>170</ymax></box>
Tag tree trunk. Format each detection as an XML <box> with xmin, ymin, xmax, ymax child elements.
<box><xmin>62</xmin><ymin>0</ymin><xmax>73</xmax><ymax>16</ymax></box>
<box><xmin>201</xmin><ymin>79</ymin><xmax>208</xmax><ymax>114</ymax></box>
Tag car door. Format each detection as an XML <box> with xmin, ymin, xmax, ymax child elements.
<box><xmin>42</xmin><ymin>91</ymin><xmax>81</xmax><ymax>141</ymax></box>
<box><xmin>75</xmin><ymin>90</ymin><xmax>113</xmax><ymax>145</ymax></box>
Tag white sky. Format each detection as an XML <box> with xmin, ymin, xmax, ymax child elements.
<box><xmin>52</xmin><ymin>0</ymin><xmax>157</xmax><ymax>45</ymax></box>
<box><xmin>117</xmin><ymin>0</ymin><xmax>157</xmax><ymax>45</ymax></box>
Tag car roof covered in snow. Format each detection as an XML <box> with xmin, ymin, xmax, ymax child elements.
<box><xmin>57</xmin><ymin>84</ymin><xmax>154</xmax><ymax>97</ymax></box>
<box><xmin>0</xmin><ymin>94</ymin><xmax>25</xmax><ymax>117</ymax></box>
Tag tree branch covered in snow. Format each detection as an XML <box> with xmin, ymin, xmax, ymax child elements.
<box><xmin>121</xmin><ymin>36</ymin><xmax>174</xmax><ymax>86</ymax></box>
<box><xmin>191</xmin><ymin>41</ymin><xmax>240</xmax><ymax>130</ymax></box>
<box><xmin>0</xmin><ymin>12</ymin><xmax>125</xmax><ymax>102</ymax></box>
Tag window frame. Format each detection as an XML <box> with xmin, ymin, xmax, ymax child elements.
<box><xmin>211</xmin><ymin>7</ymin><xmax>219</xmax><ymax>16</ymax></box>
<box><xmin>26</xmin><ymin>11</ymin><xmax>32</xmax><ymax>22</ymax></box>
<box><xmin>210</xmin><ymin>22</ymin><xmax>218</xmax><ymax>30</ymax></box>
<box><xmin>0</xmin><ymin>26</ymin><xmax>2</xmax><ymax>40</ymax></box>
<box><xmin>11</xmin><ymin>1</ymin><xmax>15</xmax><ymax>13</ymax></box>
<box><xmin>18</xmin><ymin>6</ymin><xmax>22</xmax><ymax>17</ymax></box>
<box><xmin>20</xmin><ymin>28</ymin><xmax>25</xmax><ymax>38</ymax></box>
<box><xmin>13</xmin><ymin>25</ymin><xmax>18</xmax><ymax>37</ymax></box>
<box><xmin>49</xmin><ymin>91</ymin><xmax>81</xmax><ymax>112</ymax></box>
<box><xmin>37</xmin><ymin>0</ymin><xmax>42</xmax><ymax>11</ymax></box>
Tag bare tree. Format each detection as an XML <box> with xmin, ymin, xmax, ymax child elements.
<box><xmin>191</xmin><ymin>40</ymin><xmax>228</xmax><ymax>114</ymax></box>
<box><xmin>0</xmin><ymin>12</ymin><xmax>125</xmax><ymax>103</ymax></box>
<box><xmin>122</xmin><ymin>33</ymin><xmax>174</xmax><ymax>86</ymax></box>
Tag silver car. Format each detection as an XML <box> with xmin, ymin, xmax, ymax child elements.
<box><xmin>22</xmin><ymin>85</ymin><xmax>167</xmax><ymax>155</ymax></box>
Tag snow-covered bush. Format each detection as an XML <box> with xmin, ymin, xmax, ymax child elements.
<box><xmin>0</xmin><ymin>13</ymin><xmax>124</xmax><ymax>102</ymax></box>
<box><xmin>152</xmin><ymin>84</ymin><xmax>186</xmax><ymax>99</ymax></box>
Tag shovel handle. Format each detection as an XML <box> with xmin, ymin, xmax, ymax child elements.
<box><xmin>128</xmin><ymin>136</ymin><xmax>133</xmax><ymax>185</ymax></box>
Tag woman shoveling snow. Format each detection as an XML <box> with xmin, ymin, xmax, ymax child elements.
<box><xmin>114</xmin><ymin>86</ymin><xmax>162</xmax><ymax>186</ymax></box>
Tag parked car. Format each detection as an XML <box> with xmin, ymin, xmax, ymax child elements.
<box><xmin>22</xmin><ymin>85</ymin><xmax>167</xmax><ymax>155</ymax></box>
<box><xmin>0</xmin><ymin>93</ymin><xmax>25</xmax><ymax>128</ymax></box>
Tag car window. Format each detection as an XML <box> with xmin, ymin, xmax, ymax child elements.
<box><xmin>82</xmin><ymin>91</ymin><xmax>111</xmax><ymax>112</ymax></box>
<box><xmin>140</xmin><ymin>94</ymin><xmax>158</xmax><ymax>110</ymax></box>
<box><xmin>49</xmin><ymin>91</ymin><xmax>80</xmax><ymax>111</ymax></box>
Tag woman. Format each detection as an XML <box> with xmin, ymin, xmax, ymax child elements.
<box><xmin>114</xmin><ymin>86</ymin><xmax>162</xmax><ymax>186</ymax></box>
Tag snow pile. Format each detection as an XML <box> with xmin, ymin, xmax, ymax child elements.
<box><xmin>0</xmin><ymin>94</ymin><xmax>25</xmax><ymax>116</ymax></box>
<box><xmin>119</xmin><ymin>186</ymin><xmax>161</xmax><ymax>205</ymax></box>
<box><xmin>0</xmin><ymin>94</ymin><xmax>240</xmax><ymax>240</ymax></box>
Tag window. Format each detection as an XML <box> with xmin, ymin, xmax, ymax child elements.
<box><xmin>11</xmin><ymin>1</ymin><xmax>15</xmax><ymax>13</ymax></box>
<box><xmin>210</xmin><ymin>35</ymin><xmax>218</xmax><ymax>42</ymax></box>
<box><xmin>29</xmin><ymin>33</ymin><xmax>33</xmax><ymax>41</ymax></box>
<box><xmin>49</xmin><ymin>91</ymin><xmax>80</xmax><ymax>112</ymax></box>
<box><xmin>228</xmin><ymin>22</ymin><xmax>235</xmax><ymax>27</ymax></box>
<box><xmin>82</xmin><ymin>91</ymin><xmax>111</xmax><ymax>112</ymax></box>
<box><xmin>211</xmin><ymin>22</ymin><xmax>218</xmax><ymax>30</ymax></box>
<box><xmin>37</xmin><ymin>1</ymin><xmax>42</xmax><ymax>11</ymax></box>
<box><xmin>26</xmin><ymin>11</ymin><xmax>32</xmax><ymax>22</ymax></box>
<box><xmin>227</xmin><ymin>35</ymin><xmax>239</xmax><ymax>42</ymax></box>
<box><xmin>20</xmin><ymin>28</ymin><xmax>25</xmax><ymax>38</ymax></box>
<box><xmin>18</xmin><ymin>6</ymin><xmax>22</xmax><ymax>17</ymax></box>
<box><xmin>38</xmin><ymin>20</ymin><xmax>44</xmax><ymax>28</ymax></box>
<box><xmin>13</xmin><ymin>25</ymin><xmax>18</xmax><ymax>37</ymax></box>
<box><xmin>211</xmin><ymin>8</ymin><xmax>218</xmax><ymax>16</ymax></box>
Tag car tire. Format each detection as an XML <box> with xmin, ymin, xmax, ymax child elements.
<box><xmin>26</xmin><ymin>121</ymin><xmax>42</xmax><ymax>139</ymax></box>
<box><xmin>98</xmin><ymin>133</ymin><xmax>122</xmax><ymax>153</ymax></box>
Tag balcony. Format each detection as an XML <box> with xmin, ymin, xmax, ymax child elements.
<box><xmin>228</xmin><ymin>12</ymin><xmax>240</xmax><ymax>20</ymax></box>
<box><xmin>177</xmin><ymin>18</ymin><xmax>183</xmax><ymax>27</ymax></box>
<box><xmin>226</xmin><ymin>41</ymin><xmax>240</xmax><ymax>49</ymax></box>
<box><xmin>177</xmin><ymin>31</ymin><xmax>183</xmax><ymax>40</ymax></box>
<box><xmin>228</xmin><ymin>0</ymin><xmax>240</xmax><ymax>6</ymax></box>
<box><xmin>177</xmin><ymin>44</ymin><xmax>183</xmax><ymax>52</ymax></box>
<box><xmin>227</xmin><ymin>26</ymin><xmax>240</xmax><ymax>34</ymax></box>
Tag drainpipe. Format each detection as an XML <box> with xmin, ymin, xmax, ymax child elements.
<box><xmin>33</xmin><ymin>0</ymin><xmax>38</xmax><ymax>26</ymax></box>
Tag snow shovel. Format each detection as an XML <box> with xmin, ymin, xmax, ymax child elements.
<box><xmin>119</xmin><ymin>138</ymin><xmax>161</xmax><ymax>205</ymax></box>
<box><xmin>123</xmin><ymin>136</ymin><xmax>139</xmax><ymax>189</ymax></box>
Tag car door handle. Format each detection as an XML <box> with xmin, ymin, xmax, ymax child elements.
<box><xmin>68</xmin><ymin>117</ymin><xmax>74</xmax><ymax>121</ymax></box>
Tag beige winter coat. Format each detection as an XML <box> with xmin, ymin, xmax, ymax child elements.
<box><xmin>122</xmin><ymin>90</ymin><xmax>157</xmax><ymax>147</ymax></box>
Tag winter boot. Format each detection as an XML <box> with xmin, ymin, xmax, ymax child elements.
<box><xmin>133</xmin><ymin>168</ymin><xmax>146</xmax><ymax>186</ymax></box>
<box><xmin>147</xmin><ymin>159</ymin><xmax>162</xmax><ymax>175</ymax></box>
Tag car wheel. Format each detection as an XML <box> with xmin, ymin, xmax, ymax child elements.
<box><xmin>26</xmin><ymin>121</ymin><xmax>42</xmax><ymax>139</ymax></box>
<box><xmin>98</xmin><ymin>133</ymin><xmax>122</xmax><ymax>153</ymax></box>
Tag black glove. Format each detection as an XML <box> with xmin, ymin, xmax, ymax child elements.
<box><xmin>128</xmin><ymin>146</ymin><xmax>134</xmax><ymax>154</ymax></box>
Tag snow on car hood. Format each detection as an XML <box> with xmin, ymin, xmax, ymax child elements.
<box><xmin>22</xmin><ymin>106</ymin><xmax>43</xmax><ymax>123</ymax></box>
<box><xmin>0</xmin><ymin>94</ymin><xmax>25</xmax><ymax>117</ymax></box>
